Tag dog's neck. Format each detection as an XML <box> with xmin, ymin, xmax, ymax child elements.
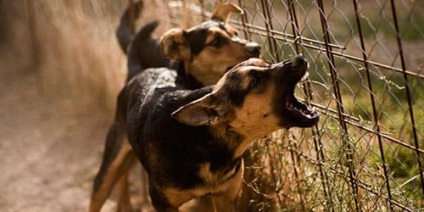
<box><xmin>174</xmin><ymin>62</ymin><xmax>203</xmax><ymax>90</ymax></box>
<box><xmin>198</xmin><ymin>126</ymin><xmax>244</xmax><ymax>186</ymax></box>
<box><xmin>210</xmin><ymin>123</ymin><xmax>252</xmax><ymax>159</ymax></box>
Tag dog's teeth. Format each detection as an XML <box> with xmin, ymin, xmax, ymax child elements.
<box><xmin>301</xmin><ymin>72</ymin><xmax>309</xmax><ymax>81</ymax></box>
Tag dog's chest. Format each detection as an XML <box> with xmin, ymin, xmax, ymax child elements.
<box><xmin>198</xmin><ymin>158</ymin><xmax>241</xmax><ymax>185</ymax></box>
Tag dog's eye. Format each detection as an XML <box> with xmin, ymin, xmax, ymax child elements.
<box><xmin>250</xmin><ymin>76</ymin><xmax>258</xmax><ymax>88</ymax></box>
<box><xmin>209</xmin><ymin>36</ymin><xmax>223</xmax><ymax>48</ymax></box>
<box><xmin>249</xmin><ymin>71</ymin><xmax>261</xmax><ymax>88</ymax></box>
<box><xmin>248</xmin><ymin>70</ymin><xmax>268</xmax><ymax>90</ymax></box>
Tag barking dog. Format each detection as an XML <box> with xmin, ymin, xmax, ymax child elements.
<box><xmin>92</xmin><ymin>55</ymin><xmax>319</xmax><ymax>211</ymax></box>
<box><xmin>89</xmin><ymin>2</ymin><xmax>261</xmax><ymax>211</ymax></box>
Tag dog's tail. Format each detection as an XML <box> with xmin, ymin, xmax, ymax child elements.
<box><xmin>116</xmin><ymin>1</ymin><xmax>144</xmax><ymax>53</ymax></box>
<box><xmin>129</xmin><ymin>21</ymin><xmax>159</xmax><ymax>49</ymax></box>
<box><xmin>117</xmin><ymin>1</ymin><xmax>172</xmax><ymax>81</ymax></box>
<box><xmin>127</xmin><ymin>21</ymin><xmax>172</xmax><ymax>81</ymax></box>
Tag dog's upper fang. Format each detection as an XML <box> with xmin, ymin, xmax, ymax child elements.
<box><xmin>286</xmin><ymin>96</ymin><xmax>319</xmax><ymax>119</ymax></box>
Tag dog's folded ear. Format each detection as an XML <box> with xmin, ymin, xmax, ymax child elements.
<box><xmin>212</xmin><ymin>3</ymin><xmax>244</xmax><ymax>23</ymax></box>
<box><xmin>161</xmin><ymin>28</ymin><xmax>191</xmax><ymax>61</ymax></box>
<box><xmin>171</xmin><ymin>94</ymin><xmax>228</xmax><ymax>126</ymax></box>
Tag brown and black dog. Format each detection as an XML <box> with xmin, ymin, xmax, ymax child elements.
<box><xmin>89</xmin><ymin>2</ymin><xmax>261</xmax><ymax>211</ymax></box>
<box><xmin>92</xmin><ymin>55</ymin><xmax>319</xmax><ymax>211</ymax></box>
<box><xmin>116</xmin><ymin>1</ymin><xmax>261</xmax><ymax>85</ymax></box>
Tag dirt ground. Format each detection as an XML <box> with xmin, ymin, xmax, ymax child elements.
<box><xmin>0</xmin><ymin>54</ymin><xmax>120</xmax><ymax>211</ymax></box>
<box><xmin>0</xmin><ymin>1</ymin><xmax>162</xmax><ymax>211</ymax></box>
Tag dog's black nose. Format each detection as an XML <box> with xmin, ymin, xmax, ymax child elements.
<box><xmin>247</xmin><ymin>43</ymin><xmax>261</xmax><ymax>56</ymax></box>
<box><xmin>292</xmin><ymin>55</ymin><xmax>306</xmax><ymax>67</ymax></box>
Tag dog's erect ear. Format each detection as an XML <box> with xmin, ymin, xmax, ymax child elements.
<box><xmin>171</xmin><ymin>94</ymin><xmax>228</xmax><ymax>126</ymax></box>
<box><xmin>211</xmin><ymin>3</ymin><xmax>244</xmax><ymax>23</ymax></box>
<box><xmin>161</xmin><ymin>28</ymin><xmax>191</xmax><ymax>61</ymax></box>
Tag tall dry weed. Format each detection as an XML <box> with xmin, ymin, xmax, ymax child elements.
<box><xmin>1</xmin><ymin>0</ymin><xmax>131</xmax><ymax>116</ymax></box>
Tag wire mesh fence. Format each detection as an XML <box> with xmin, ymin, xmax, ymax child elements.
<box><xmin>151</xmin><ymin>0</ymin><xmax>424</xmax><ymax>211</ymax></box>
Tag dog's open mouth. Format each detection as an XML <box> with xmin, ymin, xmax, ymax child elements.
<box><xmin>285</xmin><ymin>93</ymin><xmax>319</xmax><ymax>127</ymax></box>
<box><xmin>281</xmin><ymin>56</ymin><xmax>320</xmax><ymax>128</ymax></box>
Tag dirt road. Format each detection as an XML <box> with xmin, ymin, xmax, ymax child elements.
<box><xmin>0</xmin><ymin>54</ymin><xmax>120</xmax><ymax>211</ymax></box>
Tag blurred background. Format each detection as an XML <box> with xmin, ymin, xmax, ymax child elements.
<box><xmin>0</xmin><ymin>0</ymin><xmax>423</xmax><ymax>211</ymax></box>
<box><xmin>0</xmin><ymin>0</ymin><xmax>153</xmax><ymax>211</ymax></box>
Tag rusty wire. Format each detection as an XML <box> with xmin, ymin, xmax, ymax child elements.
<box><xmin>389</xmin><ymin>0</ymin><xmax>424</xmax><ymax>197</ymax></box>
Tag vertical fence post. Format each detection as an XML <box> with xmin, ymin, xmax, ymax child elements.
<box><xmin>316</xmin><ymin>0</ymin><xmax>360</xmax><ymax>211</ymax></box>
<box><xmin>352</xmin><ymin>0</ymin><xmax>394</xmax><ymax>210</ymax></box>
<box><xmin>286</xmin><ymin>0</ymin><xmax>333</xmax><ymax>210</ymax></box>
<box><xmin>260</xmin><ymin>0</ymin><xmax>280</xmax><ymax>62</ymax></box>
<box><xmin>389</xmin><ymin>0</ymin><xmax>424</xmax><ymax>196</ymax></box>
<box><xmin>237</xmin><ymin>0</ymin><xmax>251</xmax><ymax>41</ymax></box>
<box><xmin>286</xmin><ymin>0</ymin><xmax>313</xmax><ymax>101</ymax></box>
<box><xmin>286</xmin><ymin>0</ymin><xmax>302</xmax><ymax>54</ymax></box>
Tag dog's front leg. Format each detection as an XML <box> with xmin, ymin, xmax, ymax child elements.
<box><xmin>179</xmin><ymin>195</ymin><xmax>215</xmax><ymax>212</ymax></box>
<box><xmin>149</xmin><ymin>186</ymin><xmax>179</xmax><ymax>212</ymax></box>
<box><xmin>149</xmin><ymin>184</ymin><xmax>197</xmax><ymax>212</ymax></box>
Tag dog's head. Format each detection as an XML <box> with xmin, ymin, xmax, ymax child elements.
<box><xmin>172</xmin><ymin>55</ymin><xmax>319</xmax><ymax>141</ymax></box>
<box><xmin>161</xmin><ymin>3</ymin><xmax>261</xmax><ymax>86</ymax></box>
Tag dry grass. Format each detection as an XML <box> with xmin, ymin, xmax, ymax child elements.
<box><xmin>1</xmin><ymin>0</ymin><xmax>133</xmax><ymax>115</ymax></box>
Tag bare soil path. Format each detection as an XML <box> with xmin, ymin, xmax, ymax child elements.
<box><xmin>0</xmin><ymin>55</ymin><xmax>118</xmax><ymax>211</ymax></box>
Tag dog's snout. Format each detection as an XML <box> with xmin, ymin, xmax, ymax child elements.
<box><xmin>247</xmin><ymin>42</ymin><xmax>261</xmax><ymax>56</ymax></box>
<box><xmin>292</xmin><ymin>55</ymin><xmax>307</xmax><ymax>67</ymax></box>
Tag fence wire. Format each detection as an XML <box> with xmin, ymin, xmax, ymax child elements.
<box><xmin>154</xmin><ymin>0</ymin><xmax>424</xmax><ymax>211</ymax></box>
